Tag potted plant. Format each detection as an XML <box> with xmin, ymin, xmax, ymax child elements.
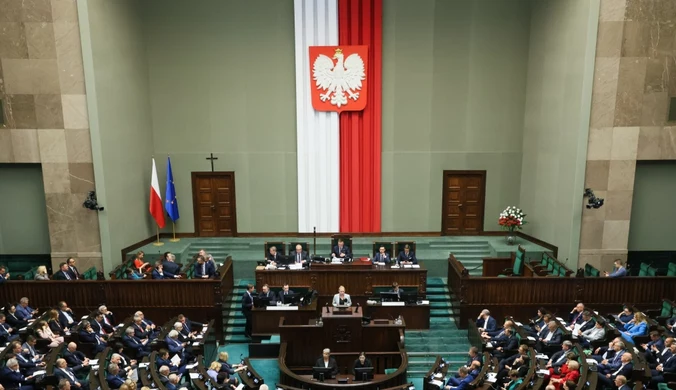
<box><xmin>498</xmin><ymin>206</ymin><xmax>526</xmax><ymax>245</ymax></box>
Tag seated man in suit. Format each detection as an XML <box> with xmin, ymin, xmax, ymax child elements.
<box><xmin>0</xmin><ymin>313</ymin><xmax>20</xmax><ymax>344</ymax></box>
<box><xmin>266</xmin><ymin>246</ymin><xmax>284</xmax><ymax>265</ymax></box>
<box><xmin>546</xmin><ymin>341</ymin><xmax>574</xmax><ymax>375</ymax></box>
<box><xmin>258</xmin><ymin>284</ymin><xmax>276</xmax><ymax>304</ymax></box>
<box><xmin>54</xmin><ymin>262</ymin><xmax>74</xmax><ymax>280</ymax></box>
<box><xmin>492</xmin><ymin>327</ymin><xmax>518</xmax><ymax>359</ymax></box>
<box><xmin>162</xmin><ymin>252</ymin><xmax>181</xmax><ymax>275</ymax></box>
<box><xmin>397</xmin><ymin>244</ymin><xmax>418</xmax><ymax>264</ymax></box>
<box><xmin>569</xmin><ymin>311</ymin><xmax>595</xmax><ymax>333</ymax></box>
<box><xmin>649</xmin><ymin>342</ymin><xmax>676</xmax><ymax>387</ymax></box>
<box><xmin>604</xmin><ymin>259</ymin><xmax>627</xmax><ymax>278</ymax></box>
<box><xmin>666</xmin><ymin>315</ymin><xmax>676</xmax><ymax>336</ymax></box>
<box><xmin>177</xmin><ymin>314</ymin><xmax>204</xmax><ymax>337</ymax></box>
<box><xmin>496</xmin><ymin>345</ymin><xmax>529</xmax><ymax>387</ymax></box>
<box><xmin>106</xmin><ymin>363</ymin><xmax>128</xmax><ymax>389</ymax></box>
<box><xmin>166</xmin><ymin>330</ymin><xmax>192</xmax><ymax>363</ymax></box>
<box><xmin>10</xmin><ymin>341</ymin><xmax>45</xmax><ymax>375</ymax></box>
<box><xmin>645</xmin><ymin>337</ymin><xmax>673</xmax><ymax>368</ymax></box>
<box><xmin>91</xmin><ymin>312</ymin><xmax>112</xmax><ymax>337</ymax></box>
<box><xmin>1</xmin><ymin>358</ymin><xmax>36</xmax><ymax>390</ymax></box>
<box><xmin>390</xmin><ymin>282</ymin><xmax>403</xmax><ymax>299</ymax></box>
<box><xmin>568</xmin><ymin>303</ymin><xmax>585</xmax><ymax>327</ymax></box>
<box><xmin>476</xmin><ymin>309</ymin><xmax>497</xmax><ymax>332</ymax></box>
<box><xmin>535</xmin><ymin>321</ymin><xmax>563</xmax><ymax>352</ymax></box>
<box><xmin>132</xmin><ymin>315</ymin><xmax>157</xmax><ymax>341</ymax></box>
<box><xmin>98</xmin><ymin>305</ymin><xmax>116</xmax><ymax>329</ymax></box>
<box><xmin>290</xmin><ymin>244</ymin><xmax>308</xmax><ymax>264</ymax></box>
<box><xmin>156</xmin><ymin>349</ymin><xmax>187</xmax><ymax>376</ymax></box>
<box><xmin>121</xmin><ymin>327</ymin><xmax>150</xmax><ymax>358</ymax></box>
<box><xmin>591</xmin><ymin>337</ymin><xmax>622</xmax><ymax>363</ymax></box>
<box><xmin>63</xmin><ymin>342</ymin><xmax>90</xmax><ymax>377</ymax></box>
<box><xmin>152</xmin><ymin>262</ymin><xmax>180</xmax><ymax>279</ymax></box>
<box><xmin>579</xmin><ymin>320</ymin><xmax>606</xmax><ymax>348</ymax></box>
<box><xmin>597</xmin><ymin>341</ymin><xmax>626</xmax><ymax>374</ymax></box>
<box><xmin>194</xmin><ymin>255</ymin><xmax>216</xmax><ymax>279</ymax></box>
<box><xmin>332</xmin><ymin>239</ymin><xmax>351</xmax><ymax>259</ymax></box>
<box><xmin>66</xmin><ymin>257</ymin><xmax>80</xmax><ymax>280</ymax></box>
<box><xmin>614</xmin><ymin>375</ymin><xmax>631</xmax><ymax>390</ymax></box>
<box><xmin>16</xmin><ymin>297</ymin><xmax>38</xmax><ymax>321</ymax></box>
<box><xmin>78</xmin><ymin>321</ymin><xmax>107</xmax><ymax>353</ymax></box>
<box><xmin>5</xmin><ymin>305</ymin><xmax>28</xmax><ymax>329</ymax></box>
<box><xmin>597</xmin><ymin>352</ymin><xmax>633</xmax><ymax>389</ymax></box>
<box><xmin>332</xmin><ymin>285</ymin><xmax>352</xmax><ymax>307</ymax></box>
<box><xmin>373</xmin><ymin>246</ymin><xmax>391</xmax><ymax>264</ymax></box>
<box><xmin>641</xmin><ymin>331</ymin><xmax>664</xmax><ymax>353</ymax></box>
<box><xmin>54</xmin><ymin>358</ymin><xmax>90</xmax><ymax>390</ymax></box>
<box><xmin>315</xmin><ymin>349</ymin><xmax>338</xmax><ymax>378</ymax></box>
<box><xmin>22</xmin><ymin>336</ymin><xmax>44</xmax><ymax>363</ymax></box>
<box><xmin>158</xmin><ymin>365</ymin><xmax>171</xmax><ymax>385</ymax></box>
<box><xmin>277</xmin><ymin>284</ymin><xmax>295</xmax><ymax>302</ymax></box>
<box><xmin>444</xmin><ymin>366</ymin><xmax>475</xmax><ymax>390</ymax></box>
<box><xmin>166</xmin><ymin>373</ymin><xmax>180</xmax><ymax>390</ymax></box>
<box><xmin>58</xmin><ymin>301</ymin><xmax>78</xmax><ymax>329</ymax></box>
<box><xmin>482</xmin><ymin>320</ymin><xmax>515</xmax><ymax>340</ymax></box>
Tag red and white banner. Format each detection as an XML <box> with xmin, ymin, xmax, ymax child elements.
<box><xmin>294</xmin><ymin>0</ymin><xmax>382</xmax><ymax>233</ymax></box>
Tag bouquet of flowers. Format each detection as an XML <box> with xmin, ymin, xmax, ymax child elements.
<box><xmin>498</xmin><ymin>206</ymin><xmax>526</xmax><ymax>231</ymax></box>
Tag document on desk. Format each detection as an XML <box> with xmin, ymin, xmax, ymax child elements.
<box><xmin>138</xmin><ymin>363</ymin><xmax>149</xmax><ymax>368</ymax></box>
<box><xmin>186</xmin><ymin>363</ymin><xmax>198</xmax><ymax>369</ymax></box>
<box><xmin>411</xmin><ymin>264</ymin><xmax>420</xmax><ymax>268</ymax></box>
<box><xmin>192</xmin><ymin>342</ymin><xmax>200</xmax><ymax>346</ymax></box>
<box><xmin>288</xmin><ymin>264</ymin><xmax>303</xmax><ymax>270</ymax></box>
<box><xmin>266</xmin><ymin>306</ymin><xmax>299</xmax><ymax>311</ymax></box>
<box><xmin>403</xmin><ymin>264</ymin><xmax>412</xmax><ymax>269</ymax></box>
<box><xmin>381</xmin><ymin>302</ymin><xmax>405</xmax><ymax>306</ymax></box>
<box><xmin>429</xmin><ymin>379</ymin><xmax>444</xmax><ymax>387</ymax></box>
<box><xmin>189</xmin><ymin>373</ymin><xmax>200</xmax><ymax>379</ymax></box>
<box><xmin>420</xmin><ymin>300</ymin><xmax>430</xmax><ymax>305</ymax></box>
<box><xmin>89</xmin><ymin>359</ymin><xmax>99</xmax><ymax>365</ymax></box>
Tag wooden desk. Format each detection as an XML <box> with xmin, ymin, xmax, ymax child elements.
<box><xmin>252</xmin><ymin>301</ymin><xmax>318</xmax><ymax>336</ymax></box>
<box><xmin>255</xmin><ymin>262</ymin><xmax>427</xmax><ymax>297</ymax></box>
<box><xmin>366</xmin><ymin>302</ymin><xmax>430</xmax><ymax>329</ymax></box>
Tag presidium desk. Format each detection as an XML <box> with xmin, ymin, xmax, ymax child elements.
<box><xmin>253</xmin><ymin>261</ymin><xmax>430</xmax><ymax>334</ymax></box>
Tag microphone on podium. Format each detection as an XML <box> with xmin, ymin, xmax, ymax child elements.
<box><xmin>325</xmin><ymin>303</ymin><xmax>330</xmax><ymax>313</ymax></box>
<box><xmin>355</xmin><ymin>303</ymin><xmax>360</xmax><ymax>313</ymax></box>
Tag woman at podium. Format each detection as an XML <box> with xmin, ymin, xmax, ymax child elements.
<box><xmin>332</xmin><ymin>286</ymin><xmax>352</xmax><ymax>307</ymax></box>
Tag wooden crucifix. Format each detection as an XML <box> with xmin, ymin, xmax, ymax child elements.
<box><xmin>206</xmin><ymin>153</ymin><xmax>218</xmax><ymax>172</ymax></box>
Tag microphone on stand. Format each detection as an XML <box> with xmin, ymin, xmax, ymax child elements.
<box><xmin>355</xmin><ymin>303</ymin><xmax>360</xmax><ymax>313</ymax></box>
<box><xmin>325</xmin><ymin>303</ymin><xmax>330</xmax><ymax>313</ymax></box>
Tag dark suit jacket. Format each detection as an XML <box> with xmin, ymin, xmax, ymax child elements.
<box><xmin>373</xmin><ymin>253</ymin><xmax>391</xmax><ymax>264</ymax></box>
<box><xmin>241</xmin><ymin>292</ymin><xmax>253</xmax><ymax>312</ymax></box>
<box><xmin>397</xmin><ymin>251</ymin><xmax>418</xmax><ymax>264</ymax></box>
<box><xmin>54</xmin><ymin>270</ymin><xmax>72</xmax><ymax>280</ymax></box>
<box><xmin>448</xmin><ymin>374</ymin><xmax>475</xmax><ymax>390</ymax></box>
<box><xmin>122</xmin><ymin>335</ymin><xmax>145</xmax><ymax>352</ymax></box>
<box><xmin>15</xmin><ymin>353</ymin><xmax>37</xmax><ymax>372</ymax></box>
<box><xmin>162</xmin><ymin>260</ymin><xmax>181</xmax><ymax>275</ymax></box>
<box><xmin>315</xmin><ymin>358</ymin><xmax>338</xmax><ymax>377</ymax></box>
<box><xmin>5</xmin><ymin>313</ymin><xmax>27</xmax><ymax>329</ymax></box>
<box><xmin>165</xmin><ymin>337</ymin><xmax>184</xmax><ymax>354</ymax></box>
<box><xmin>64</xmin><ymin>350</ymin><xmax>87</xmax><ymax>371</ymax></box>
<box><xmin>496</xmin><ymin>335</ymin><xmax>518</xmax><ymax>351</ymax></box>
<box><xmin>267</xmin><ymin>253</ymin><xmax>284</xmax><ymax>263</ymax></box>
<box><xmin>648</xmin><ymin>338</ymin><xmax>665</xmax><ymax>351</ymax></box>
<box><xmin>166</xmin><ymin>383</ymin><xmax>177</xmax><ymax>390</ymax></box>
<box><xmin>106</xmin><ymin>373</ymin><xmax>125</xmax><ymax>389</ymax></box>
<box><xmin>0</xmin><ymin>367</ymin><xmax>28</xmax><ymax>389</ymax></box>
<box><xmin>194</xmin><ymin>262</ymin><xmax>216</xmax><ymax>278</ymax></box>
<box><xmin>258</xmin><ymin>291</ymin><xmax>276</xmax><ymax>302</ymax></box>
<box><xmin>132</xmin><ymin>323</ymin><xmax>150</xmax><ymax>339</ymax></box>
<box><xmin>90</xmin><ymin>319</ymin><xmax>107</xmax><ymax>335</ymax></box>
<box><xmin>550</xmin><ymin>350</ymin><xmax>569</xmax><ymax>367</ymax></box>
<box><xmin>542</xmin><ymin>328</ymin><xmax>563</xmax><ymax>345</ymax></box>
<box><xmin>55</xmin><ymin>367</ymin><xmax>80</xmax><ymax>386</ymax></box>
<box><xmin>569</xmin><ymin>311</ymin><xmax>584</xmax><ymax>326</ymax></box>
<box><xmin>58</xmin><ymin>310</ymin><xmax>77</xmax><ymax>329</ymax></box>
<box><xmin>68</xmin><ymin>266</ymin><xmax>80</xmax><ymax>280</ymax></box>
<box><xmin>467</xmin><ymin>354</ymin><xmax>482</xmax><ymax>367</ymax></box>
<box><xmin>663</xmin><ymin>355</ymin><xmax>676</xmax><ymax>373</ymax></box>
<box><xmin>476</xmin><ymin>316</ymin><xmax>497</xmax><ymax>331</ymax></box>
<box><xmin>278</xmin><ymin>290</ymin><xmax>296</xmax><ymax>302</ymax></box>
<box><xmin>49</xmin><ymin>320</ymin><xmax>65</xmax><ymax>336</ymax></box>
<box><xmin>610</xmin><ymin>363</ymin><xmax>633</xmax><ymax>379</ymax></box>
<box><xmin>332</xmin><ymin>245</ymin><xmax>351</xmax><ymax>258</ymax></box>
<box><xmin>78</xmin><ymin>330</ymin><xmax>105</xmax><ymax>346</ymax></box>
<box><xmin>579</xmin><ymin>319</ymin><xmax>595</xmax><ymax>333</ymax></box>
<box><xmin>352</xmin><ymin>359</ymin><xmax>373</xmax><ymax>375</ymax></box>
<box><xmin>289</xmin><ymin>251</ymin><xmax>308</xmax><ymax>263</ymax></box>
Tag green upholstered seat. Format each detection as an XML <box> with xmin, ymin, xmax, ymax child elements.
<box><xmin>384</xmin><ymin>368</ymin><xmax>397</xmax><ymax>375</ymax></box>
<box><xmin>584</xmin><ymin>264</ymin><xmax>592</xmax><ymax>277</ymax></box>
<box><xmin>590</xmin><ymin>268</ymin><xmax>599</xmax><ymax>277</ymax></box>
<box><xmin>498</xmin><ymin>248</ymin><xmax>524</xmax><ymax>277</ymax></box>
<box><xmin>557</xmin><ymin>267</ymin><xmax>566</xmax><ymax>277</ymax></box>
<box><xmin>638</xmin><ymin>262</ymin><xmax>650</xmax><ymax>276</ymax></box>
<box><xmin>657</xmin><ymin>383</ymin><xmax>670</xmax><ymax>390</ymax></box>
<box><xmin>660</xmin><ymin>300</ymin><xmax>673</xmax><ymax>318</ymax></box>
<box><xmin>647</xmin><ymin>266</ymin><xmax>657</xmax><ymax>277</ymax></box>
<box><xmin>394</xmin><ymin>241</ymin><xmax>416</xmax><ymax>255</ymax></box>
<box><xmin>21</xmin><ymin>266</ymin><xmax>37</xmax><ymax>280</ymax></box>
<box><xmin>667</xmin><ymin>263</ymin><xmax>676</xmax><ymax>276</ymax></box>
<box><xmin>82</xmin><ymin>266</ymin><xmax>97</xmax><ymax>280</ymax></box>
<box><xmin>552</xmin><ymin>262</ymin><xmax>560</xmax><ymax>275</ymax></box>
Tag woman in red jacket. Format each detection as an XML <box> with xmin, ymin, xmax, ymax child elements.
<box><xmin>549</xmin><ymin>360</ymin><xmax>580</xmax><ymax>390</ymax></box>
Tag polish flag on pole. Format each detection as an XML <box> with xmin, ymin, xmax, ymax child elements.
<box><xmin>149</xmin><ymin>158</ymin><xmax>166</xmax><ymax>228</ymax></box>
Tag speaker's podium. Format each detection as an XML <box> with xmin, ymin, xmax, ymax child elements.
<box><xmin>279</xmin><ymin>306</ymin><xmax>405</xmax><ymax>367</ymax></box>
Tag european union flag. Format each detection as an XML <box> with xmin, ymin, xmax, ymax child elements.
<box><xmin>165</xmin><ymin>157</ymin><xmax>179</xmax><ymax>222</ymax></box>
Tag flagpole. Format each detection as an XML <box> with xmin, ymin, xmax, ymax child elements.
<box><xmin>153</xmin><ymin>224</ymin><xmax>164</xmax><ymax>246</ymax></box>
<box><xmin>169</xmin><ymin>222</ymin><xmax>180</xmax><ymax>242</ymax></box>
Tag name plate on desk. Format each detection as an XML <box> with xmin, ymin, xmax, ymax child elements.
<box><xmin>381</xmin><ymin>301</ymin><xmax>405</xmax><ymax>306</ymax></box>
<box><xmin>266</xmin><ymin>306</ymin><xmax>299</xmax><ymax>311</ymax></box>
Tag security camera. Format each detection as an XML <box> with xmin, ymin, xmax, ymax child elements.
<box><xmin>583</xmin><ymin>188</ymin><xmax>604</xmax><ymax>209</ymax></box>
<box><xmin>83</xmin><ymin>191</ymin><xmax>104</xmax><ymax>211</ymax></box>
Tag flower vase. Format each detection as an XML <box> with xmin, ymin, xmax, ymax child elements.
<box><xmin>506</xmin><ymin>228</ymin><xmax>516</xmax><ymax>245</ymax></box>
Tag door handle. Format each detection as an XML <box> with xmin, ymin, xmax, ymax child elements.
<box><xmin>458</xmin><ymin>204</ymin><xmax>463</xmax><ymax>207</ymax></box>
<box><xmin>211</xmin><ymin>205</ymin><xmax>216</xmax><ymax>210</ymax></box>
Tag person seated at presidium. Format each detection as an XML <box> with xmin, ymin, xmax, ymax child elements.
<box><xmin>266</xmin><ymin>246</ymin><xmax>284</xmax><ymax>266</ymax></box>
<box><xmin>604</xmin><ymin>259</ymin><xmax>627</xmax><ymax>278</ymax></box>
<box><xmin>332</xmin><ymin>239</ymin><xmax>351</xmax><ymax>259</ymax></box>
<box><xmin>291</xmin><ymin>244</ymin><xmax>308</xmax><ymax>264</ymax></box>
<box><xmin>373</xmin><ymin>246</ymin><xmax>390</xmax><ymax>264</ymax></box>
<box><xmin>352</xmin><ymin>352</ymin><xmax>373</xmax><ymax>376</ymax></box>
<box><xmin>315</xmin><ymin>349</ymin><xmax>338</xmax><ymax>378</ymax></box>
<box><xmin>397</xmin><ymin>244</ymin><xmax>418</xmax><ymax>264</ymax></box>
<box><xmin>332</xmin><ymin>286</ymin><xmax>352</xmax><ymax>307</ymax></box>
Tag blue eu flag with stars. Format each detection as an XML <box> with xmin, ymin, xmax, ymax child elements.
<box><xmin>165</xmin><ymin>157</ymin><xmax>179</xmax><ymax>222</ymax></box>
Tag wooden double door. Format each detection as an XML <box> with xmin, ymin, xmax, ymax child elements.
<box><xmin>441</xmin><ymin>170</ymin><xmax>486</xmax><ymax>235</ymax></box>
<box><xmin>191</xmin><ymin>172</ymin><xmax>237</xmax><ymax>237</ymax></box>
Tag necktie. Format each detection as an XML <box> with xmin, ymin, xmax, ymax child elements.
<box><xmin>297</xmin><ymin>254</ymin><xmax>300</xmax><ymax>263</ymax></box>
<box><xmin>65</xmin><ymin>272</ymin><xmax>71</xmax><ymax>280</ymax></box>
<box><xmin>95</xmin><ymin>335</ymin><xmax>101</xmax><ymax>344</ymax></box>
<box><xmin>202</xmin><ymin>264</ymin><xmax>205</xmax><ymax>275</ymax></box>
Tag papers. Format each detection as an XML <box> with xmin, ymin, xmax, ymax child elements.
<box><xmin>434</xmin><ymin>373</ymin><xmax>443</xmax><ymax>379</ymax></box>
<box><xmin>33</xmin><ymin>370</ymin><xmax>46</xmax><ymax>376</ymax></box>
<box><xmin>556</xmin><ymin>317</ymin><xmax>565</xmax><ymax>323</ymax></box>
<box><xmin>515</xmin><ymin>322</ymin><xmax>523</xmax><ymax>326</ymax></box>
<box><xmin>189</xmin><ymin>373</ymin><xmax>200</xmax><ymax>379</ymax></box>
<box><xmin>486</xmin><ymin>342</ymin><xmax>493</xmax><ymax>348</ymax></box>
<box><xmin>586</xmin><ymin>359</ymin><xmax>598</xmax><ymax>365</ymax></box>
<box><xmin>390</xmin><ymin>265</ymin><xmax>400</xmax><ymax>269</ymax></box>
<box><xmin>288</xmin><ymin>264</ymin><xmax>303</xmax><ymax>270</ymax></box>
<box><xmin>411</xmin><ymin>264</ymin><xmax>421</xmax><ymax>269</ymax></box>
<box><xmin>235</xmin><ymin>384</ymin><xmax>245</xmax><ymax>390</ymax></box>
<box><xmin>117</xmin><ymin>323</ymin><xmax>124</xmax><ymax>328</ymax></box>
<box><xmin>428</xmin><ymin>379</ymin><xmax>444</xmax><ymax>387</ymax></box>
<box><xmin>266</xmin><ymin>306</ymin><xmax>298</xmax><ymax>311</ymax></box>
<box><xmin>403</xmin><ymin>264</ymin><xmax>412</xmax><ymax>269</ymax></box>
<box><xmin>89</xmin><ymin>359</ymin><xmax>99</xmax><ymax>365</ymax></box>
<box><xmin>527</xmin><ymin>336</ymin><xmax>536</xmax><ymax>341</ymax></box>
<box><xmin>138</xmin><ymin>363</ymin><xmax>149</xmax><ymax>368</ymax></box>
<box><xmin>192</xmin><ymin>342</ymin><xmax>200</xmax><ymax>346</ymax></box>
<box><xmin>129</xmin><ymin>369</ymin><xmax>139</xmax><ymax>382</ymax></box>
<box><xmin>91</xmin><ymin>365</ymin><xmax>99</xmax><ymax>371</ymax></box>
<box><xmin>537</xmin><ymin>369</ymin><xmax>550</xmax><ymax>375</ymax></box>
<box><xmin>536</xmin><ymin>354</ymin><xmax>549</xmax><ymax>360</ymax></box>
<box><xmin>195</xmin><ymin>334</ymin><xmax>203</xmax><ymax>339</ymax></box>
<box><xmin>420</xmin><ymin>300</ymin><xmax>430</xmax><ymax>305</ymax></box>
<box><xmin>186</xmin><ymin>363</ymin><xmax>198</xmax><ymax>370</ymax></box>
<box><xmin>486</xmin><ymin>373</ymin><xmax>497</xmax><ymax>383</ymax></box>
<box><xmin>19</xmin><ymin>327</ymin><xmax>27</xmax><ymax>331</ymax></box>
<box><xmin>171</xmin><ymin>354</ymin><xmax>181</xmax><ymax>367</ymax></box>
<box><xmin>381</xmin><ymin>302</ymin><xmax>405</xmax><ymax>307</ymax></box>
<box><xmin>81</xmin><ymin>315</ymin><xmax>88</xmax><ymax>320</ymax></box>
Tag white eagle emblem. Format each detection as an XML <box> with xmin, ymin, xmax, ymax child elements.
<box><xmin>312</xmin><ymin>48</ymin><xmax>366</xmax><ymax>108</ymax></box>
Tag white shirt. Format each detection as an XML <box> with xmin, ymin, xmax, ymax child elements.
<box><xmin>62</xmin><ymin>310</ymin><xmax>74</xmax><ymax>323</ymax></box>
<box><xmin>324</xmin><ymin>360</ymin><xmax>329</xmax><ymax>368</ymax></box>
<box><xmin>612</xmin><ymin>364</ymin><xmax>626</xmax><ymax>376</ymax></box>
<box><xmin>483</xmin><ymin>318</ymin><xmax>489</xmax><ymax>329</ymax></box>
<box><xmin>544</xmin><ymin>330</ymin><xmax>554</xmax><ymax>341</ymax></box>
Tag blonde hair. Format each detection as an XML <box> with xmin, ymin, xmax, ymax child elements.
<box><xmin>635</xmin><ymin>312</ymin><xmax>648</xmax><ymax>323</ymax></box>
<box><xmin>209</xmin><ymin>361</ymin><xmax>222</xmax><ymax>371</ymax></box>
<box><xmin>219</xmin><ymin>351</ymin><xmax>229</xmax><ymax>361</ymax></box>
<box><xmin>567</xmin><ymin>360</ymin><xmax>580</xmax><ymax>370</ymax></box>
<box><xmin>37</xmin><ymin>266</ymin><xmax>47</xmax><ymax>275</ymax></box>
